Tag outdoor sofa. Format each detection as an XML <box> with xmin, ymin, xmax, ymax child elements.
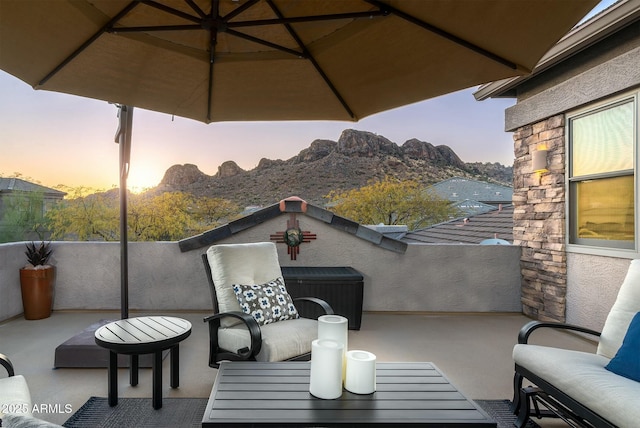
<box><xmin>0</xmin><ymin>353</ymin><xmax>62</xmax><ymax>427</ymax></box>
<box><xmin>512</xmin><ymin>260</ymin><xmax>640</xmax><ymax>427</ymax></box>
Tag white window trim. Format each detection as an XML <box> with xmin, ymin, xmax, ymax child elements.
<box><xmin>565</xmin><ymin>88</ymin><xmax>639</xmax><ymax>259</ymax></box>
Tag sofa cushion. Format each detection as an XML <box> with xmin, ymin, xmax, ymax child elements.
<box><xmin>232</xmin><ymin>277</ymin><xmax>299</xmax><ymax>326</ymax></box>
<box><xmin>218</xmin><ymin>317</ymin><xmax>318</xmax><ymax>362</ymax></box>
<box><xmin>0</xmin><ymin>413</ymin><xmax>63</xmax><ymax>428</ymax></box>
<box><xmin>598</xmin><ymin>259</ymin><xmax>640</xmax><ymax>359</ymax></box>
<box><xmin>605</xmin><ymin>311</ymin><xmax>640</xmax><ymax>382</ymax></box>
<box><xmin>514</xmin><ymin>344</ymin><xmax>640</xmax><ymax>427</ymax></box>
<box><xmin>0</xmin><ymin>375</ymin><xmax>32</xmax><ymax>417</ymax></box>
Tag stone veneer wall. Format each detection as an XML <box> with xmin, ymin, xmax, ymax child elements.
<box><xmin>512</xmin><ymin>114</ymin><xmax>567</xmax><ymax>322</ymax></box>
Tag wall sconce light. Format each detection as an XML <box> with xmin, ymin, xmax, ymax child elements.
<box><xmin>532</xmin><ymin>148</ymin><xmax>548</xmax><ymax>173</ymax></box>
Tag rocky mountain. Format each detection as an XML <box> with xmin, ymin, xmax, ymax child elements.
<box><xmin>155</xmin><ymin>129</ymin><xmax>512</xmax><ymax>207</ymax></box>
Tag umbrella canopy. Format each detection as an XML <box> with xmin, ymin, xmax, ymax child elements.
<box><xmin>0</xmin><ymin>0</ymin><xmax>597</xmax><ymax>124</ymax></box>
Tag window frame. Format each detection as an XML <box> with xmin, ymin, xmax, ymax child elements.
<box><xmin>566</xmin><ymin>89</ymin><xmax>639</xmax><ymax>258</ymax></box>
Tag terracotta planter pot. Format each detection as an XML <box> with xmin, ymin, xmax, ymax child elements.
<box><xmin>19</xmin><ymin>266</ymin><xmax>55</xmax><ymax>320</ymax></box>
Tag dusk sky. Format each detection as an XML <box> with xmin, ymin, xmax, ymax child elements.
<box><xmin>0</xmin><ymin>1</ymin><xmax>612</xmax><ymax>193</ymax></box>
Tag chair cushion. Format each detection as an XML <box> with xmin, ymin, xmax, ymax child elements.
<box><xmin>605</xmin><ymin>311</ymin><xmax>640</xmax><ymax>382</ymax></box>
<box><xmin>0</xmin><ymin>413</ymin><xmax>63</xmax><ymax>428</ymax></box>
<box><xmin>218</xmin><ymin>317</ymin><xmax>318</xmax><ymax>362</ymax></box>
<box><xmin>0</xmin><ymin>375</ymin><xmax>32</xmax><ymax>417</ymax></box>
<box><xmin>233</xmin><ymin>277</ymin><xmax>299</xmax><ymax>326</ymax></box>
<box><xmin>206</xmin><ymin>242</ymin><xmax>283</xmax><ymax>327</ymax></box>
<box><xmin>598</xmin><ymin>259</ymin><xmax>640</xmax><ymax>359</ymax></box>
<box><xmin>514</xmin><ymin>344</ymin><xmax>640</xmax><ymax>428</ymax></box>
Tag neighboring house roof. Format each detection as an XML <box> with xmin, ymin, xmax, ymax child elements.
<box><xmin>179</xmin><ymin>196</ymin><xmax>408</xmax><ymax>254</ymax></box>
<box><xmin>474</xmin><ymin>0</ymin><xmax>640</xmax><ymax>100</ymax></box>
<box><xmin>452</xmin><ymin>199</ymin><xmax>500</xmax><ymax>217</ymax></box>
<box><xmin>401</xmin><ymin>205</ymin><xmax>514</xmax><ymax>245</ymax></box>
<box><xmin>0</xmin><ymin>177</ymin><xmax>66</xmax><ymax>197</ymax></box>
<box><xmin>430</xmin><ymin>177</ymin><xmax>512</xmax><ymax>205</ymax></box>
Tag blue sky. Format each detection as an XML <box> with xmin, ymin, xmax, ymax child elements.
<box><xmin>0</xmin><ymin>1</ymin><xmax>614</xmax><ymax>192</ymax></box>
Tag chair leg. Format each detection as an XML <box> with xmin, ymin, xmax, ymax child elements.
<box><xmin>510</xmin><ymin>371</ymin><xmax>523</xmax><ymax>414</ymax></box>
<box><xmin>515</xmin><ymin>385</ymin><xmax>532</xmax><ymax>428</ymax></box>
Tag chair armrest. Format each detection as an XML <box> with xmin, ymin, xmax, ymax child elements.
<box><xmin>0</xmin><ymin>353</ymin><xmax>15</xmax><ymax>376</ymax></box>
<box><xmin>518</xmin><ymin>320</ymin><xmax>601</xmax><ymax>344</ymax></box>
<box><xmin>294</xmin><ymin>297</ymin><xmax>334</xmax><ymax>317</ymax></box>
<box><xmin>204</xmin><ymin>311</ymin><xmax>262</xmax><ymax>357</ymax></box>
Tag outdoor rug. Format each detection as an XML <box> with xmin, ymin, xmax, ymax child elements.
<box><xmin>475</xmin><ymin>399</ymin><xmax>540</xmax><ymax>428</ymax></box>
<box><xmin>63</xmin><ymin>397</ymin><xmax>207</xmax><ymax>428</ymax></box>
<box><xmin>64</xmin><ymin>397</ymin><xmax>539</xmax><ymax>428</ymax></box>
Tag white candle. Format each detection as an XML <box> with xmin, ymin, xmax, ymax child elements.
<box><xmin>309</xmin><ymin>339</ymin><xmax>344</xmax><ymax>399</ymax></box>
<box><xmin>345</xmin><ymin>350</ymin><xmax>376</xmax><ymax>395</ymax></box>
<box><xmin>318</xmin><ymin>315</ymin><xmax>348</xmax><ymax>380</ymax></box>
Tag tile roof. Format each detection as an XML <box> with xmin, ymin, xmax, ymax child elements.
<box><xmin>401</xmin><ymin>205</ymin><xmax>514</xmax><ymax>244</ymax></box>
<box><xmin>430</xmin><ymin>177</ymin><xmax>512</xmax><ymax>205</ymax></box>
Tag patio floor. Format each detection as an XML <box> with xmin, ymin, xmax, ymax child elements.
<box><xmin>1</xmin><ymin>311</ymin><xmax>596</xmax><ymax>426</ymax></box>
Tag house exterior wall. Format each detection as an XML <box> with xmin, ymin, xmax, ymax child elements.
<box><xmin>506</xmin><ymin>19</ymin><xmax>640</xmax><ymax>323</ymax></box>
<box><xmin>0</xmin><ymin>214</ymin><xmax>522</xmax><ymax>322</ymax></box>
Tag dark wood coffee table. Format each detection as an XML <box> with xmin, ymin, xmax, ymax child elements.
<box><xmin>202</xmin><ymin>361</ymin><xmax>496</xmax><ymax>427</ymax></box>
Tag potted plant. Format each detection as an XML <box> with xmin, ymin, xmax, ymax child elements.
<box><xmin>19</xmin><ymin>241</ymin><xmax>55</xmax><ymax>320</ymax></box>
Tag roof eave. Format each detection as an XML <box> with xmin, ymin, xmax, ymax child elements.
<box><xmin>474</xmin><ymin>0</ymin><xmax>640</xmax><ymax>100</ymax></box>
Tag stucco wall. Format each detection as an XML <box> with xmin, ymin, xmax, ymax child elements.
<box><xmin>566</xmin><ymin>253</ymin><xmax>630</xmax><ymax>331</ymax></box>
<box><xmin>0</xmin><ymin>214</ymin><xmax>522</xmax><ymax>322</ymax></box>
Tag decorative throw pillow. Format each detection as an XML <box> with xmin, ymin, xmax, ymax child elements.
<box><xmin>232</xmin><ymin>277</ymin><xmax>299</xmax><ymax>326</ymax></box>
<box><xmin>605</xmin><ymin>311</ymin><xmax>640</xmax><ymax>382</ymax></box>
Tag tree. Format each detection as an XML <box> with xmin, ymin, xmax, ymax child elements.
<box><xmin>0</xmin><ymin>190</ymin><xmax>47</xmax><ymax>243</ymax></box>
<box><xmin>326</xmin><ymin>177</ymin><xmax>459</xmax><ymax>230</ymax></box>
<box><xmin>45</xmin><ymin>187</ymin><xmax>240</xmax><ymax>241</ymax></box>
<box><xmin>45</xmin><ymin>186</ymin><xmax>119</xmax><ymax>241</ymax></box>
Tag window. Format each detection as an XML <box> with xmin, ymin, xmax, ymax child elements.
<box><xmin>568</xmin><ymin>92</ymin><xmax>637</xmax><ymax>251</ymax></box>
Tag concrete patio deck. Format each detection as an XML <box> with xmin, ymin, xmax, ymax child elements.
<box><xmin>0</xmin><ymin>310</ymin><xmax>596</xmax><ymax>426</ymax></box>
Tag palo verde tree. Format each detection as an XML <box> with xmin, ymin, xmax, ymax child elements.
<box><xmin>45</xmin><ymin>186</ymin><xmax>120</xmax><ymax>241</ymax></box>
<box><xmin>325</xmin><ymin>176</ymin><xmax>460</xmax><ymax>231</ymax></box>
<box><xmin>45</xmin><ymin>187</ymin><xmax>240</xmax><ymax>241</ymax></box>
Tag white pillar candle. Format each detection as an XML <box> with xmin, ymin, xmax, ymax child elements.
<box><xmin>309</xmin><ymin>339</ymin><xmax>344</xmax><ymax>399</ymax></box>
<box><xmin>318</xmin><ymin>315</ymin><xmax>348</xmax><ymax>380</ymax></box>
<box><xmin>345</xmin><ymin>350</ymin><xmax>377</xmax><ymax>395</ymax></box>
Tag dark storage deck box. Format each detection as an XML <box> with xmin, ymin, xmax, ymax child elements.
<box><xmin>281</xmin><ymin>266</ymin><xmax>364</xmax><ymax>330</ymax></box>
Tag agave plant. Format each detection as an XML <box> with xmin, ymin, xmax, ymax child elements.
<box><xmin>24</xmin><ymin>241</ymin><xmax>53</xmax><ymax>267</ymax></box>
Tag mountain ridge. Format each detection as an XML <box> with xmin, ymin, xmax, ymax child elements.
<box><xmin>156</xmin><ymin>129</ymin><xmax>512</xmax><ymax>207</ymax></box>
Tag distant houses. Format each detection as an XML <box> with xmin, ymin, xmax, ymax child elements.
<box><xmin>430</xmin><ymin>176</ymin><xmax>512</xmax><ymax>215</ymax></box>
<box><xmin>369</xmin><ymin>177</ymin><xmax>515</xmax><ymax>243</ymax></box>
<box><xmin>0</xmin><ymin>177</ymin><xmax>66</xmax><ymax>241</ymax></box>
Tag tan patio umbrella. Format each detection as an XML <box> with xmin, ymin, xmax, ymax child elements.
<box><xmin>0</xmin><ymin>0</ymin><xmax>597</xmax><ymax>123</ymax></box>
<box><xmin>0</xmin><ymin>0</ymin><xmax>597</xmax><ymax>318</ymax></box>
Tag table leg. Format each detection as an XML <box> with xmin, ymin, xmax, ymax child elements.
<box><xmin>170</xmin><ymin>345</ymin><xmax>179</xmax><ymax>388</ymax></box>
<box><xmin>108</xmin><ymin>351</ymin><xmax>118</xmax><ymax>407</ymax></box>
<box><xmin>152</xmin><ymin>350</ymin><xmax>163</xmax><ymax>409</ymax></box>
<box><xmin>130</xmin><ymin>354</ymin><xmax>139</xmax><ymax>386</ymax></box>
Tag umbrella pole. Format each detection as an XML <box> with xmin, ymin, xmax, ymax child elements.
<box><xmin>115</xmin><ymin>105</ymin><xmax>133</xmax><ymax>319</ymax></box>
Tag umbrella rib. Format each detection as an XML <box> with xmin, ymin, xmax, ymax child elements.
<box><xmin>140</xmin><ymin>0</ymin><xmax>201</xmax><ymax>25</ymax></box>
<box><xmin>206</xmin><ymin>0</ymin><xmax>220</xmax><ymax>123</ymax></box>
<box><xmin>37</xmin><ymin>1</ymin><xmax>140</xmax><ymax>87</ymax></box>
<box><xmin>185</xmin><ymin>0</ymin><xmax>207</xmax><ymax>19</ymax></box>
<box><xmin>227</xmin><ymin>10</ymin><xmax>386</xmax><ymax>28</ymax></box>
<box><xmin>225</xmin><ymin>29</ymin><xmax>305</xmax><ymax>58</ymax></box>
<box><xmin>110</xmin><ymin>24</ymin><xmax>202</xmax><ymax>33</ymax></box>
<box><xmin>265</xmin><ymin>0</ymin><xmax>356</xmax><ymax>120</ymax></box>
<box><xmin>365</xmin><ymin>0</ymin><xmax>519</xmax><ymax>71</ymax></box>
